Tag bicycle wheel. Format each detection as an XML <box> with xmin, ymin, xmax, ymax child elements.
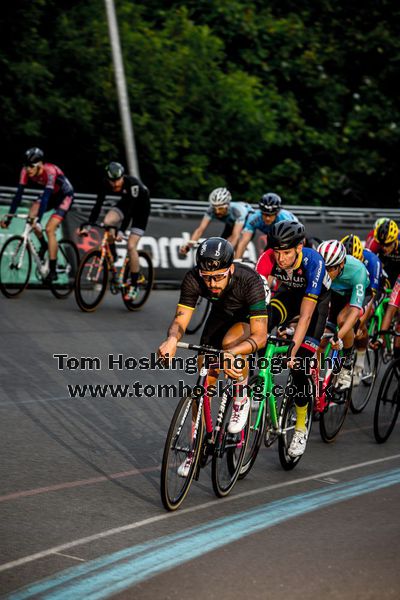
<box><xmin>160</xmin><ymin>394</ymin><xmax>204</xmax><ymax>511</ymax></box>
<box><xmin>211</xmin><ymin>395</ymin><xmax>250</xmax><ymax>497</ymax></box>
<box><xmin>122</xmin><ymin>250</ymin><xmax>154</xmax><ymax>310</ymax></box>
<box><xmin>50</xmin><ymin>239</ymin><xmax>80</xmax><ymax>299</ymax></box>
<box><xmin>238</xmin><ymin>374</ymin><xmax>266</xmax><ymax>479</ymax></box>
<box><xmin>350</xmin><ymin>347</ymin><xmax>379</xmax><ymax>414</ymax></box>
<box><xmin>319</xmin><ymin>373</ymin><xmax>352</xmax><ymax>443</ymax></box>
<box><xmin>373</xmin><ymin>359</ymin><xmax>400</xmax><ymax>443</ymax></box>
<box><xmin>278</xmin><ymin>378</ymin><xmax>313</xmax><ymax>470</ymax></box>
<box><xmin>74</xmin><ymin>249</ymin><xmax>108</xmax><ymax>312</ymax></box>
<box><xmin>186</xmin><ymin>298</ymin><xmax>210</xmax><ymax>335</ymax></box>
<box><xmin>0</xmin><ymin>235</ymin><xmax>31</xmax><ymax>298</ymax></box>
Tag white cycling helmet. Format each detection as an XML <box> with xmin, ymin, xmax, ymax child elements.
<box><xmin>317</xmin><ymin>240</ymin><xmax>346</xmax><ymax>267</ymax></box>
<box><xmin>208</xmin><ymin>187</ymin><xmax>232</xmax><ymax>207</ymax></box>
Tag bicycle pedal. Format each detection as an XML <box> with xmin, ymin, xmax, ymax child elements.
<box><xmin>264</xmin><ymin>429</ymin><xmax>278</xmax><ymax>447</ymax></box>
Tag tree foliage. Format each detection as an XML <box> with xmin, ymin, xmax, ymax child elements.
<box><xmin>0</xmin><ymin>0</ymin><xmax>399</xmax><ymax>205</ymax></box>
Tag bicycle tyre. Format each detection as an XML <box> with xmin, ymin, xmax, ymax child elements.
<box><xmin>373</xmin><ymin>359</ymin><xmax>400</xmax><ymax>443</ymax></box>
<box><xmin>186</xmin><ymin>297</ymin><xmax>210</xmax><ymax>335</ymax></box>
<box><xmin>160</xmin><ymin>394</ymin><xmax>204</xmax><ymax>511</ymax></box>
<box><xmin>319</xmin><ymin>373</ymin><xmax>351</xmax><ymax>443</ymax></box>
<box><xmin>74</xmin><ymin>249</ymin><xmax>108</xmax><ymax>312</ymax></box>
<box><xmin>238</xmin><ymin>374</ymin><xmax>266</xmax><ymax>479</ymax></box>
<box><xmin>50</xmin><ymin>239</ymin><xmax>80</xmax><ymax>299</ymax></box>
<box><xmin>0</xmin><ymin>235</ymin><xmax>31</xmax><ymax>298</ymax></box>
<box><xmin>211</xmin><ymin>395</ymin><xmax>250</xmax><ymax>497</ymax></box>
<box><xmin>278</xmin><ymin>378</ymin><xmax>313</xmax><ymax>471</ymax></box>
<box><xmin>350</xmin><ymin>346</ymin><xmax>379</xmax><ymax>414</ymax></box>
<box><xmin>122</xmin><ymin>250</ymin><xmax>154</xmax><ymax>310</ymax></box>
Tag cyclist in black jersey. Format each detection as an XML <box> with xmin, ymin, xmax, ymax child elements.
<box><xmin>158</xmin><ymin>237</ymin><xmax>268</xmax><ymax>474</ymax></box>
<box><xmin>79</xmin><ymin>162</ymin><xmax>150</xmax><ymax>301</ymax></box>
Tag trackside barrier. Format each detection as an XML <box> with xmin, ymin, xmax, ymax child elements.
<box><xmin>1</xmin><ymin>187</ymin><xmax>398</xmax><ymax>287</ymax></box>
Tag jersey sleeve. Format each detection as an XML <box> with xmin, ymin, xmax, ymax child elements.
<box><xmin>243</xmin><ymin>212</ymin><xmax>258</xmax><ymax>233</ymax></box>
<box><xmin>178</xmin><ymin>270</ymin><xmax>201</xmax><ymax>309</ymax></box>
<box><xmin>368</xmin><ymin>239</ymin><xmax>380</xmax><ymax>254</ymax></box>
<box><xmin>43</xmin><ymin>164</ymin><xmax>58</xmax><ymax>190</ymax></box>
<box><xmin>247</xmin><ymin>272</ymin><xmax>268</xmax><ymax>318</ymax></box>
<box><xmin>349</xmin><ymin>263</ymin><xmax>369</xmax><ymax>309</ymax></box>
<box><xmin>303</xmin><ymin>252</ymin><xmax>326</xmax><ymax>300</ymax></box>
<box><xmin>365</xmin><ymin>251</ymin><xmax>382</xmax><ymax>294</ymax></box>
<box><xmin>230</xmin><ymin>203</ymin><xmax>248</xmax><ymax>224</ymax></box>
<box><xmin>389</xmin><ymin>275</ymin><xmax>400</xmax><ymax>308</ymax></box>
<box><xmin>88</xmin><ymin>190</ymin><xmax>106</xmax><ymax>225</ymax></box>
<box><xmin>256</xmin><ymin>249</ymin><xmax>275</xmax><ymax>278</ymax></box>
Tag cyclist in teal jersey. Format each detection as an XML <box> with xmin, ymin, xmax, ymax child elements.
<box><xmin>180</xmin><ymin>187</ymin><xmax>254</xmax><ymax>254</ymax></box>
<box><xmin>318</xmin><ymin>240</ymin><xmax>371</xmax><ymax>390</ymax></box>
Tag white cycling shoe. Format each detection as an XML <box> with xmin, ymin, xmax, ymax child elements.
<box><xmin>288</xmin><ymin>430</ymin><xmax>308</xmax><ymax>458</ymax></box>
<box><xmin>228</xmin><ymin>398</ymin><xmax>250</xmax><ymax>434</ymax></box>
<box><xmin>177</xmin><ymin>455</ymin><xmax>193</xmax><ymax>478</ymax></box>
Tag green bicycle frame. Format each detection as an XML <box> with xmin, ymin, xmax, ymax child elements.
<box><xmin>252</xmin><ymin>340</ymin><xmax>290</xmax><ymax>430</ymax></box>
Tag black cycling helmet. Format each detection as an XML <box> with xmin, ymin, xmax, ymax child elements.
<box><xmin>106</xmin><ymin>161</ymin><xmax>125</xmax><ymax>180</ymax></box>
<box><xmin>24</xmin><ymin>147</ymin><xmax>44</xmax><ymax>166</ymax></box>
<box><xmin>259</xmin><ymin>192</ymin><xmax>282</xmax><ymax>214</ymax></box>
<box><xmin>270</xmin><ymin>220</ymin><xmax>305</xmax><ymax>250</ymax></box>
<box><xmin>196</xmin><ymin>237</ymin><xmax>234</xmax><ymax>271</ymax></box>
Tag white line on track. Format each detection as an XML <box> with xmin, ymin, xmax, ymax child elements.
<box><xmin>0</xmin><ymin>452</ymin><xmax>399</xmax><ymax>574</ymax></box>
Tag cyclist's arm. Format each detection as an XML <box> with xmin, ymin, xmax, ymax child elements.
<box><xmin>8</xmin><ymin>183</ymin><xmax>25</xmax><ymax>216</ymax></box>
<box><xmin>158</xmin><ymin>304</ymin><xmax>194</xmax><ymax>358</ymax></box>
<box><xmin>337</xmin><ymin>306</ymin><xmax>361</xmax><ymax>340</ymax></box>
<box><xmin>227</xmin><ymin>221</ymin><xmax>244</xmax><ymax>249</ymax></box>
<box><xmin>381</xmin><ymin>304</ymin><xmax>398</xmax><ymax>333</ymax></box>
<box><xmin>88</xmin><ymin>191</ymin><xmax>106</xmax><ymax>226</ymax></box>
<box><xmin>234</xmin><ymin>230</ymin><xmax>253</xmax><ymax>259</ymax></box>
<box><xmin>290</xmin><ymin>297</ymin><xmax>317</xmax><ymax>358</ymax></box>
<box><xmin>189</xmin><ymin>215</ymin><xmax>210</xmax><ymax>242</ymax></box>
<box><xmin>226</xmin><ymin>316</ymin><xmax>268</xmax><ymax>357</ymax></box>
<box><xmin>37</xmin><ymin>187</ymin><xmax>53</xmax><ymax>220</ymax></box>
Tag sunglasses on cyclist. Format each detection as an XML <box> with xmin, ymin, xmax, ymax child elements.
<box><xmin>25</xmin><ymin>162</ymin><xmax>41</xmax><ymax>168</ymax></box>
<box><xmin>381</xmin><ymin>241</ymin><xmax>395</xmax><ymax>247</ymax></box>
<box><xmin>199</xmin><ymin>268</ymin><xmax>231</xmax><ymax>282</ymax></box>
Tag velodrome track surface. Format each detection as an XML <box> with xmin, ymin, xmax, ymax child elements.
<box><xmin>0</xmin><ymin>289</ymin><xmax>399</xmax><ymax>599</ymax></box>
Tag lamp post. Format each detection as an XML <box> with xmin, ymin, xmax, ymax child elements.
<box><xmin>104</xmin><ymin>0</ymin><xmax>139</xmax><ymax>177</ymax></box>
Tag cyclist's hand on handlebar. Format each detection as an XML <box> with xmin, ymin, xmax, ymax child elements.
<box><xmin>222</xmin><ymin>351</ymin><xmax>244</xmax><ymax>380</ymax></box>
<box><xmin>331</xmin><ymin>336</ymin><xmax>344</xmax><ymax>351</ymax></box>
<box><xmin>179</xmin><ymin>244</ymin><xmax>191</xmax><ymax>255</ymax></box>
<box><xmin>78</xmin><ymin>226</ymin><xmax>90</xmax><ymax>237</ymax></box>
<box><xmin>0</xmin><ymin>217</ymin><xmax>11</xmax><ymax>229</ymax></box>
<box><xmin>157</xmin><ymin>339</ymin><xmax>178</xmax><ymax>361</ymax></box>
<box><xmin>370</xmin><ymin>337</ymin><xmax>383</xmax><ymax>350</ymax></box>
<box><xmin>116</xmin><ymin>230</ymin><xmax>124</xmax><ymax>242</ymax></box>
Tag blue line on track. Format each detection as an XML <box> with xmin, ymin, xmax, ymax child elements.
<box><xmin>8</xmin><ymin>468</ymin><xmax>400</xmax><ymax>600</ymax></box>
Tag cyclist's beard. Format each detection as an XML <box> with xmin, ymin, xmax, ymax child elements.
<box><xmin>208</xmin><ymin>273</ymin><xmax>232</xmax><ymax>297</ymax></box>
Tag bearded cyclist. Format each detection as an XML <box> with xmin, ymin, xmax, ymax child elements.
<box><xmin>180</xmin><ymin>187</ymin><xmax>254</xmax><ymax>254</ymax></box>
<box><xmin>79</xmin><ymin>161</ymin><xmax>150</xmax><ymax>301</ymax></box>
<box><xmin>158</xmin><ymin>237</ymin><xmax>268</xmax><ymax>476</ymax></box>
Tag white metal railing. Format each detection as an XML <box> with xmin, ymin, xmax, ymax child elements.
<box><xmin>0</xmin><ymin>185</ymin><xmax>398</xmax><ymax>224</ymax></box>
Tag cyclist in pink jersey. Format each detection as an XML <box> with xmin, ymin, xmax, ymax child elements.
<box><xmin>0</xmin><ymin>147</ymin><xmax>74</xmax><ymax>283</ymax></box>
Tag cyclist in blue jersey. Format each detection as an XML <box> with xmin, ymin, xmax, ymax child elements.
<box><xmin>235</xmin><ymin>193</ymin><xmax>299</xmax><ymax>259</ymax></box>
<box><xmin>341</xmin><ymin>234</ymin><xmax>383</xmax><ymax>384</ymax></box>
<box><xmin>317</xmin><ymin>240</ymin><xmax>371</xmax><ymax>391</ymax></box>
<box><xmin>257</xmin><ymin>220</ymin><xmax>331</xmax><ymax>458</ymax></box>
<box><xmin>179</xmin><ymin>187</ymin><xmax>254</xmax><ymax>254</ymax></box>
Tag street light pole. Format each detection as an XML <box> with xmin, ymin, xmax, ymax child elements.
<box><xmin>104</xmin><ymin>0</ymin><xmax>140</xmax><ymax>177</ymax></box>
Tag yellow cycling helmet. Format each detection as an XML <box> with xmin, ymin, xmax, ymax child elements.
<box><xmin>374</xmin><ymin>219</ymin><xmax>399</xmax><ymax>245</ymax></box>
<box><xmin>341</xmin><ymin>234</ymin><xmax>363</xmax><ymax>261</ymax></box>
